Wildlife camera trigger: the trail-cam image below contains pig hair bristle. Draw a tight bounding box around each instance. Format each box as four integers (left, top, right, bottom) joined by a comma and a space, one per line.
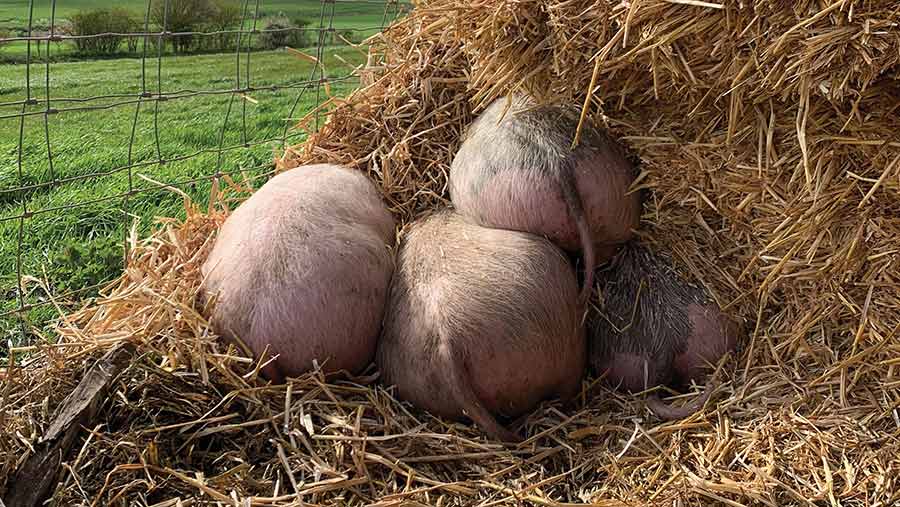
588, 241, 711, 385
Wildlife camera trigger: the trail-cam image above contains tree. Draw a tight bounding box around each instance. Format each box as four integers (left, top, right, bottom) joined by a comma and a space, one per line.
290, 17, 312, 48
259, 15, 312, 50
70, 8, 135, 54
151, 0, 212, 53
205, 0, 241, 51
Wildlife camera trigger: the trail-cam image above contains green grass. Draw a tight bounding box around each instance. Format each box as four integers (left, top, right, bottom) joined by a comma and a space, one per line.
0, 0, 399, 25
0, 0, 408, 60
0, 45, 367, 342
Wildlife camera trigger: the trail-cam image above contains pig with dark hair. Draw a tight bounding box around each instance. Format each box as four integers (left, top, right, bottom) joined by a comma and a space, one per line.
587, 242, 742, 419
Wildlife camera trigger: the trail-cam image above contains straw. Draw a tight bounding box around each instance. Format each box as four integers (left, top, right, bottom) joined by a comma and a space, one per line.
3, 1, 899, 505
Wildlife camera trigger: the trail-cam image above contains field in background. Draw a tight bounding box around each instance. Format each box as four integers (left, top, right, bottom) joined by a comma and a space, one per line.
0, 42, 368, 340
0, 0, 392, 24
0, 0, 401, 60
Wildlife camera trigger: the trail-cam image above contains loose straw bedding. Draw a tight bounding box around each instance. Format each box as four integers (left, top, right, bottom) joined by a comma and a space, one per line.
3, 1, 899, 505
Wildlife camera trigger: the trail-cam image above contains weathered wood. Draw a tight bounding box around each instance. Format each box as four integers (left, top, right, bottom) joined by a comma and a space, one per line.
3, 344, 134, 507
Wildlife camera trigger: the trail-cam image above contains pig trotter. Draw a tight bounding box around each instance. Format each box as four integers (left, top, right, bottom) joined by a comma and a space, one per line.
645, 383, 714, 421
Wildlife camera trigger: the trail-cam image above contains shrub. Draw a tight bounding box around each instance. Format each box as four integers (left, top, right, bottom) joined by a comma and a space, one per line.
125, 33, 140, 53
69, 8, 135, 54
290, 17, 312, 48
122, 17, 141, 53
0, 29, 11, 52
151, 0, 212, 53
205, 0, 241, 51
258, 15, 291, 50
258, 15, 311, 50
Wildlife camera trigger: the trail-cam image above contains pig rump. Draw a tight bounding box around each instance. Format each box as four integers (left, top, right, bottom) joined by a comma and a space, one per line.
449, 94, 640, 301
587, 242, 741, 419
376, 211, 585, 442
199, 164, 396, 383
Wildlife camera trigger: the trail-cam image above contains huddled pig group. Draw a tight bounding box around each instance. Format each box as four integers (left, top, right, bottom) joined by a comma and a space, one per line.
199, 94, 743, 442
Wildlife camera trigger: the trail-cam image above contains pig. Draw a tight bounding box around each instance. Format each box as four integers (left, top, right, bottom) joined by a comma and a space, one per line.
199, 164, 396, 383
376, 210, 585, 442
587, 242, 741, 420
449, 94, 641, 302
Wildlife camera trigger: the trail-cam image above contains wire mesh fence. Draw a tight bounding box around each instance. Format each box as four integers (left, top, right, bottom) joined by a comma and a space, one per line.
0, 0, 410, 346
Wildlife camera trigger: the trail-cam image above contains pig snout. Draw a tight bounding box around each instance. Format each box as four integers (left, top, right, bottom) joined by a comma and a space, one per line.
376, 210, 585, 442
199, 164, 396, 382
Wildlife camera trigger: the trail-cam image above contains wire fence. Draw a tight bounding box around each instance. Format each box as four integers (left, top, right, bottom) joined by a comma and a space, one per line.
0, 0, 410, 344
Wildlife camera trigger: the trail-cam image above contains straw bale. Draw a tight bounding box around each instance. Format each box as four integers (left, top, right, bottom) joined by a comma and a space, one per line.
3, 1, 900, 505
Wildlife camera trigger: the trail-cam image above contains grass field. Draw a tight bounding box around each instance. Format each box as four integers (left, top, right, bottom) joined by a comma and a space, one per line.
0, 0, 407, 60
0, 0, 399, 27
0, 43, 368, 341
